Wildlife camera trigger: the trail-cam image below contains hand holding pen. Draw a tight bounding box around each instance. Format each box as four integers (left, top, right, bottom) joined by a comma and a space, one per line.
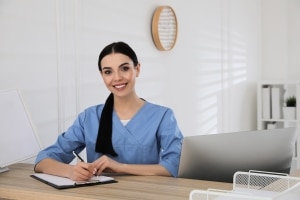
72, 151, 97, 181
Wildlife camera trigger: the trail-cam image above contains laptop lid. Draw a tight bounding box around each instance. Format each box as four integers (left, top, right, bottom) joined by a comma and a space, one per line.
178, 127, 297, 183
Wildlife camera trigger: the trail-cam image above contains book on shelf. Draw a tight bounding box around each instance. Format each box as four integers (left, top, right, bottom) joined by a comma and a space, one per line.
262, 86, 271, 119
271, 86, 284, 119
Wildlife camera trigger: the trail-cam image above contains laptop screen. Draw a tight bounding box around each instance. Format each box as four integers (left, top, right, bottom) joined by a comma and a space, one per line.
178, 127, 296, 183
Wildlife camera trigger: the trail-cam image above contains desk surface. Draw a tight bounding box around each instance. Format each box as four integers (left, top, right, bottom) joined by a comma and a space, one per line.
0, 163, 232, 200
2, 164, 300, 200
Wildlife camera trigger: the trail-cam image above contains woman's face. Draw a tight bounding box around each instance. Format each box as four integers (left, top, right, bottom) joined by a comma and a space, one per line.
100, 53, 140, 98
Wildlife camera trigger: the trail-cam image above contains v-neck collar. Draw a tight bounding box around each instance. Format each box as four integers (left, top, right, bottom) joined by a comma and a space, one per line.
113, 101, 149, 126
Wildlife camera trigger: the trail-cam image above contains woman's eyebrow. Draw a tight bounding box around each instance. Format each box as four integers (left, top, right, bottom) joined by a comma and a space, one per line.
119, 62, 130, 67
102, 62, 130, 70
102, 66, 111, 70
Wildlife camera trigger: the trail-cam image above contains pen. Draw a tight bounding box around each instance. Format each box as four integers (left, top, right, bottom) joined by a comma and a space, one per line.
73, 151, 84, 162
73, 151, 98, 175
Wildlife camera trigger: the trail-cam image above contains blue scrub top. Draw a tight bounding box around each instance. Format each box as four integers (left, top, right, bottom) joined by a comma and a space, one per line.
35, 101, 183, 177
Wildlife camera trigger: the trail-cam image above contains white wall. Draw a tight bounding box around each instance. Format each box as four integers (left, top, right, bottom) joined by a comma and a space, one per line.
1, 0, 263, 150
261, 0, 300, 80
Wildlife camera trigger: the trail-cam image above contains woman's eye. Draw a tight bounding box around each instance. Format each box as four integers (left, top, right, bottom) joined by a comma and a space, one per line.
103, 70, 111, 75
121, 66, 130, 71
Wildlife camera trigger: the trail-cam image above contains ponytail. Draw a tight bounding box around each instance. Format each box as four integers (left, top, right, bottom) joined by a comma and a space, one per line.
95, 93, 118, 157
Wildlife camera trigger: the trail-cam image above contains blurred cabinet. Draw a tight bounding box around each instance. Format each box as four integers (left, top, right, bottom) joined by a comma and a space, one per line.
257, 80, 300, 170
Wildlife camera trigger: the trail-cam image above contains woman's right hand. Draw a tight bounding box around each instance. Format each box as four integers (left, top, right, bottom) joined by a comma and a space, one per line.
70, 161, 97, 181
35, 158, 98, 181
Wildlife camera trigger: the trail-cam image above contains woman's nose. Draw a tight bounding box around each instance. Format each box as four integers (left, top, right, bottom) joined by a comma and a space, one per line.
114, 72, 122, 81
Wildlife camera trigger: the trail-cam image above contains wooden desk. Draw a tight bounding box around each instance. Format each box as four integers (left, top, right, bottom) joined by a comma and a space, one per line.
0, 163, 232, 200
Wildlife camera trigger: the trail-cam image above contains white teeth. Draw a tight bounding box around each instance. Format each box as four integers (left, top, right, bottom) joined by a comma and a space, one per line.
115, 84, 125, 89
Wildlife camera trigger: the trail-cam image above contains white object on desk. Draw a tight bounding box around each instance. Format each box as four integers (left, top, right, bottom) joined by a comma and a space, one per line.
0, 89, 41, 173
189, 171, 300, 200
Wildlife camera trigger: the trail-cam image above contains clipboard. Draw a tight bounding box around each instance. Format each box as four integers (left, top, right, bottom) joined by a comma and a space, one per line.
31, 173, 117, 189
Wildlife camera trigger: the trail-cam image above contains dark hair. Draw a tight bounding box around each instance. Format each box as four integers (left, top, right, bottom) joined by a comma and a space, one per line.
98, 41, 139, 72
95, 42, 139, 156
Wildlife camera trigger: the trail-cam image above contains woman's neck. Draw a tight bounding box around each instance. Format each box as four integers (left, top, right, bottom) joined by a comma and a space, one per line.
113, 93, 145, 120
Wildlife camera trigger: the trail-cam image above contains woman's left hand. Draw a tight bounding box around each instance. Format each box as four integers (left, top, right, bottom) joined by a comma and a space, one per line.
92, 155, 121, 175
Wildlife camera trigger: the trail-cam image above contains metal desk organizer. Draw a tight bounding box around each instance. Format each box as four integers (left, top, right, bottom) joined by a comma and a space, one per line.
189, 170, 300, 200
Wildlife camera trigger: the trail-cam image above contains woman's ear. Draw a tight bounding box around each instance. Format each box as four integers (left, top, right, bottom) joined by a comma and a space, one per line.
136, 63, 141, 77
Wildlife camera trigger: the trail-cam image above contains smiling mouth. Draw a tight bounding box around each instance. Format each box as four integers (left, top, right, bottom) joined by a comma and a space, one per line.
114, 83, 127, 89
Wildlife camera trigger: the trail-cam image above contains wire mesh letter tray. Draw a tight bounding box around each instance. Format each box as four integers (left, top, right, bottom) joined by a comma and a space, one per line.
189, 171, 300, 200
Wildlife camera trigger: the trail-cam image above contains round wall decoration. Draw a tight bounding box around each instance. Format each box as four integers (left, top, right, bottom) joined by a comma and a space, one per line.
151, 6, 178, 51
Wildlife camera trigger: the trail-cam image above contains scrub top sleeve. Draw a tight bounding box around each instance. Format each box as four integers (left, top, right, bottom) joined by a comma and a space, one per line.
35, 111, 87, 165
157, 108, 183, 177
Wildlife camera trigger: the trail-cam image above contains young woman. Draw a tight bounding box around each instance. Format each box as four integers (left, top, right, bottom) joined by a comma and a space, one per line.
34, 42, 183, 181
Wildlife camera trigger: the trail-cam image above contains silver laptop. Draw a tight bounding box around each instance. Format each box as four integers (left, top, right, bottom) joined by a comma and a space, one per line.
178, 127, 296, 183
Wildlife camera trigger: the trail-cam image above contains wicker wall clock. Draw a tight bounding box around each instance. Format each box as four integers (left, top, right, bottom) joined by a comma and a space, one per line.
151, 6, 178, 51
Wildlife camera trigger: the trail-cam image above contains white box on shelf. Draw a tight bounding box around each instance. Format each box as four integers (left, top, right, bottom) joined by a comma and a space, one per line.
262, 86, 271, 119
267, 122, 277, 129
271, 86, 284, 120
